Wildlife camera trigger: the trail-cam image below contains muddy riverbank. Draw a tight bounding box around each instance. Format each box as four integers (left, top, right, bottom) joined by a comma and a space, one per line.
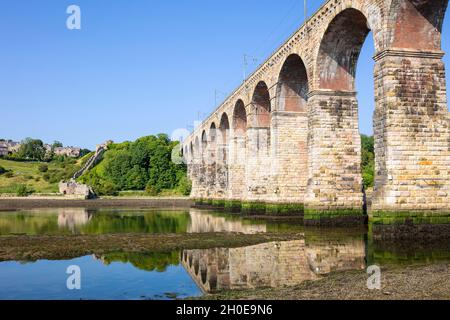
0, 198, 193, 210
203, 263, 450, 300
0, 232, 303, 262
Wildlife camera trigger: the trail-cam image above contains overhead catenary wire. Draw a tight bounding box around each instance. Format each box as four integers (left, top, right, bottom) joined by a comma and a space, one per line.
193, 0, 313, 133
211, 0, 304, 114
251, 0, 301, 60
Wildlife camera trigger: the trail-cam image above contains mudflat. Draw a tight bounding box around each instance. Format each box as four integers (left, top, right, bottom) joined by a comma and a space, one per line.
203, 263, 450, 300
0, 232, 303, 262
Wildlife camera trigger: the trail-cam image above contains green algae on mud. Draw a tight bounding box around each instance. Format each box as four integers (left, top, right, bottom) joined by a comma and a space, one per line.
0, 232, 304, 262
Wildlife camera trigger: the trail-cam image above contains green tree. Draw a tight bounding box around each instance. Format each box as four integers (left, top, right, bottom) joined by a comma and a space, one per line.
17, 138, 46, 161
52, 141, 63, 149
361, 135, 375, 188
79, 149, 91, 158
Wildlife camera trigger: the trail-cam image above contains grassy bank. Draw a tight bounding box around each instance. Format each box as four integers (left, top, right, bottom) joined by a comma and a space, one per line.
0, 159, 75, 194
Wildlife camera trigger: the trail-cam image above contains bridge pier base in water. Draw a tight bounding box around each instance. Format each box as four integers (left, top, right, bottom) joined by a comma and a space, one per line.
371, 50, 450, 222
303, 90, 364, 221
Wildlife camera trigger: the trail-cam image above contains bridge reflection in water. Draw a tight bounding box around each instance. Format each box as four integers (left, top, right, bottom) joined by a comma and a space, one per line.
181, 239, 365, 293
187, 209, 266, 234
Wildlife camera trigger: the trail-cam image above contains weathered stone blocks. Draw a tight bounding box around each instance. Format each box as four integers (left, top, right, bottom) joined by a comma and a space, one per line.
184, 0, 450, 223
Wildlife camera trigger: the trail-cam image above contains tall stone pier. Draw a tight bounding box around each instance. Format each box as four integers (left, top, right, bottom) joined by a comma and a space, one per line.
184, 0, 450, 223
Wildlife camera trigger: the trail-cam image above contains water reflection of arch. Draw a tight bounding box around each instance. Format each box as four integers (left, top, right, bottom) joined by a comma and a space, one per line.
182, 238, 366, 293
187, 209, 266, 234
57, 208, 92, 231
182, 249, 221, 293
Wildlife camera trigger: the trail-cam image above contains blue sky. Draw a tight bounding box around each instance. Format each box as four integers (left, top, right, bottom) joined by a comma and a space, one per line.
0, 0, 449, 149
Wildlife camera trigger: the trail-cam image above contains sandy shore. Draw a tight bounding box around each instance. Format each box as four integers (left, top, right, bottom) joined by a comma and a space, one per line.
0, 197, 193, 210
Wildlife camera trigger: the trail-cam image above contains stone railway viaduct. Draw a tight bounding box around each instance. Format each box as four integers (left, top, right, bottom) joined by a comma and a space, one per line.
182, 0, 450, 222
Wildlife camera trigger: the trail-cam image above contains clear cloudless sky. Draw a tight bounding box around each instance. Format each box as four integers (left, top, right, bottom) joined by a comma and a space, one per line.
1, 0, 449, 149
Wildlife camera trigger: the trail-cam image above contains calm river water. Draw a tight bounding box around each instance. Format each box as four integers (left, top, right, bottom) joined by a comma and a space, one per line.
0, 208, 449, 300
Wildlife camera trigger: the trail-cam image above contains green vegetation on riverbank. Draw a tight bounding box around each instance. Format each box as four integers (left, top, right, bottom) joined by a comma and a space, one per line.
0, 134, 191, 197
0, 157, 87, 195
78, 134, 190, 197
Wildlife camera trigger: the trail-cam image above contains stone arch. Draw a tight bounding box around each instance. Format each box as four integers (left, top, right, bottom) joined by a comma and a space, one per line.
389, 0, 449, 51
218, 113, 230, 163
228, 100, 248, 200
316, 8, 371, 91
194, 258, 199, 276
201, 130, 208, 160
219, 113, 230, 145
207, 123, 217, 162
233, 99, 247, 137
200, 267, 208, 285
251, 81, 271, 127
209, 122, 217, 145
277, 54, 309, 112
194, 136, 200, 161
306, 7, 377, 212
204, 122, 218, 197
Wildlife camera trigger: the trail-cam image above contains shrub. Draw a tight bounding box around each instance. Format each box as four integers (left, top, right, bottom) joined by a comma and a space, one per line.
38, 164, 48, 173
4, 171, 13, 178
0, 166, 6, 175
96, 181, 118, 196
49, 175, 61, 184
145, 183, 161, 196
362, 163, 375, 189
177, 175, 192, 196
16, 184, 34, 197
